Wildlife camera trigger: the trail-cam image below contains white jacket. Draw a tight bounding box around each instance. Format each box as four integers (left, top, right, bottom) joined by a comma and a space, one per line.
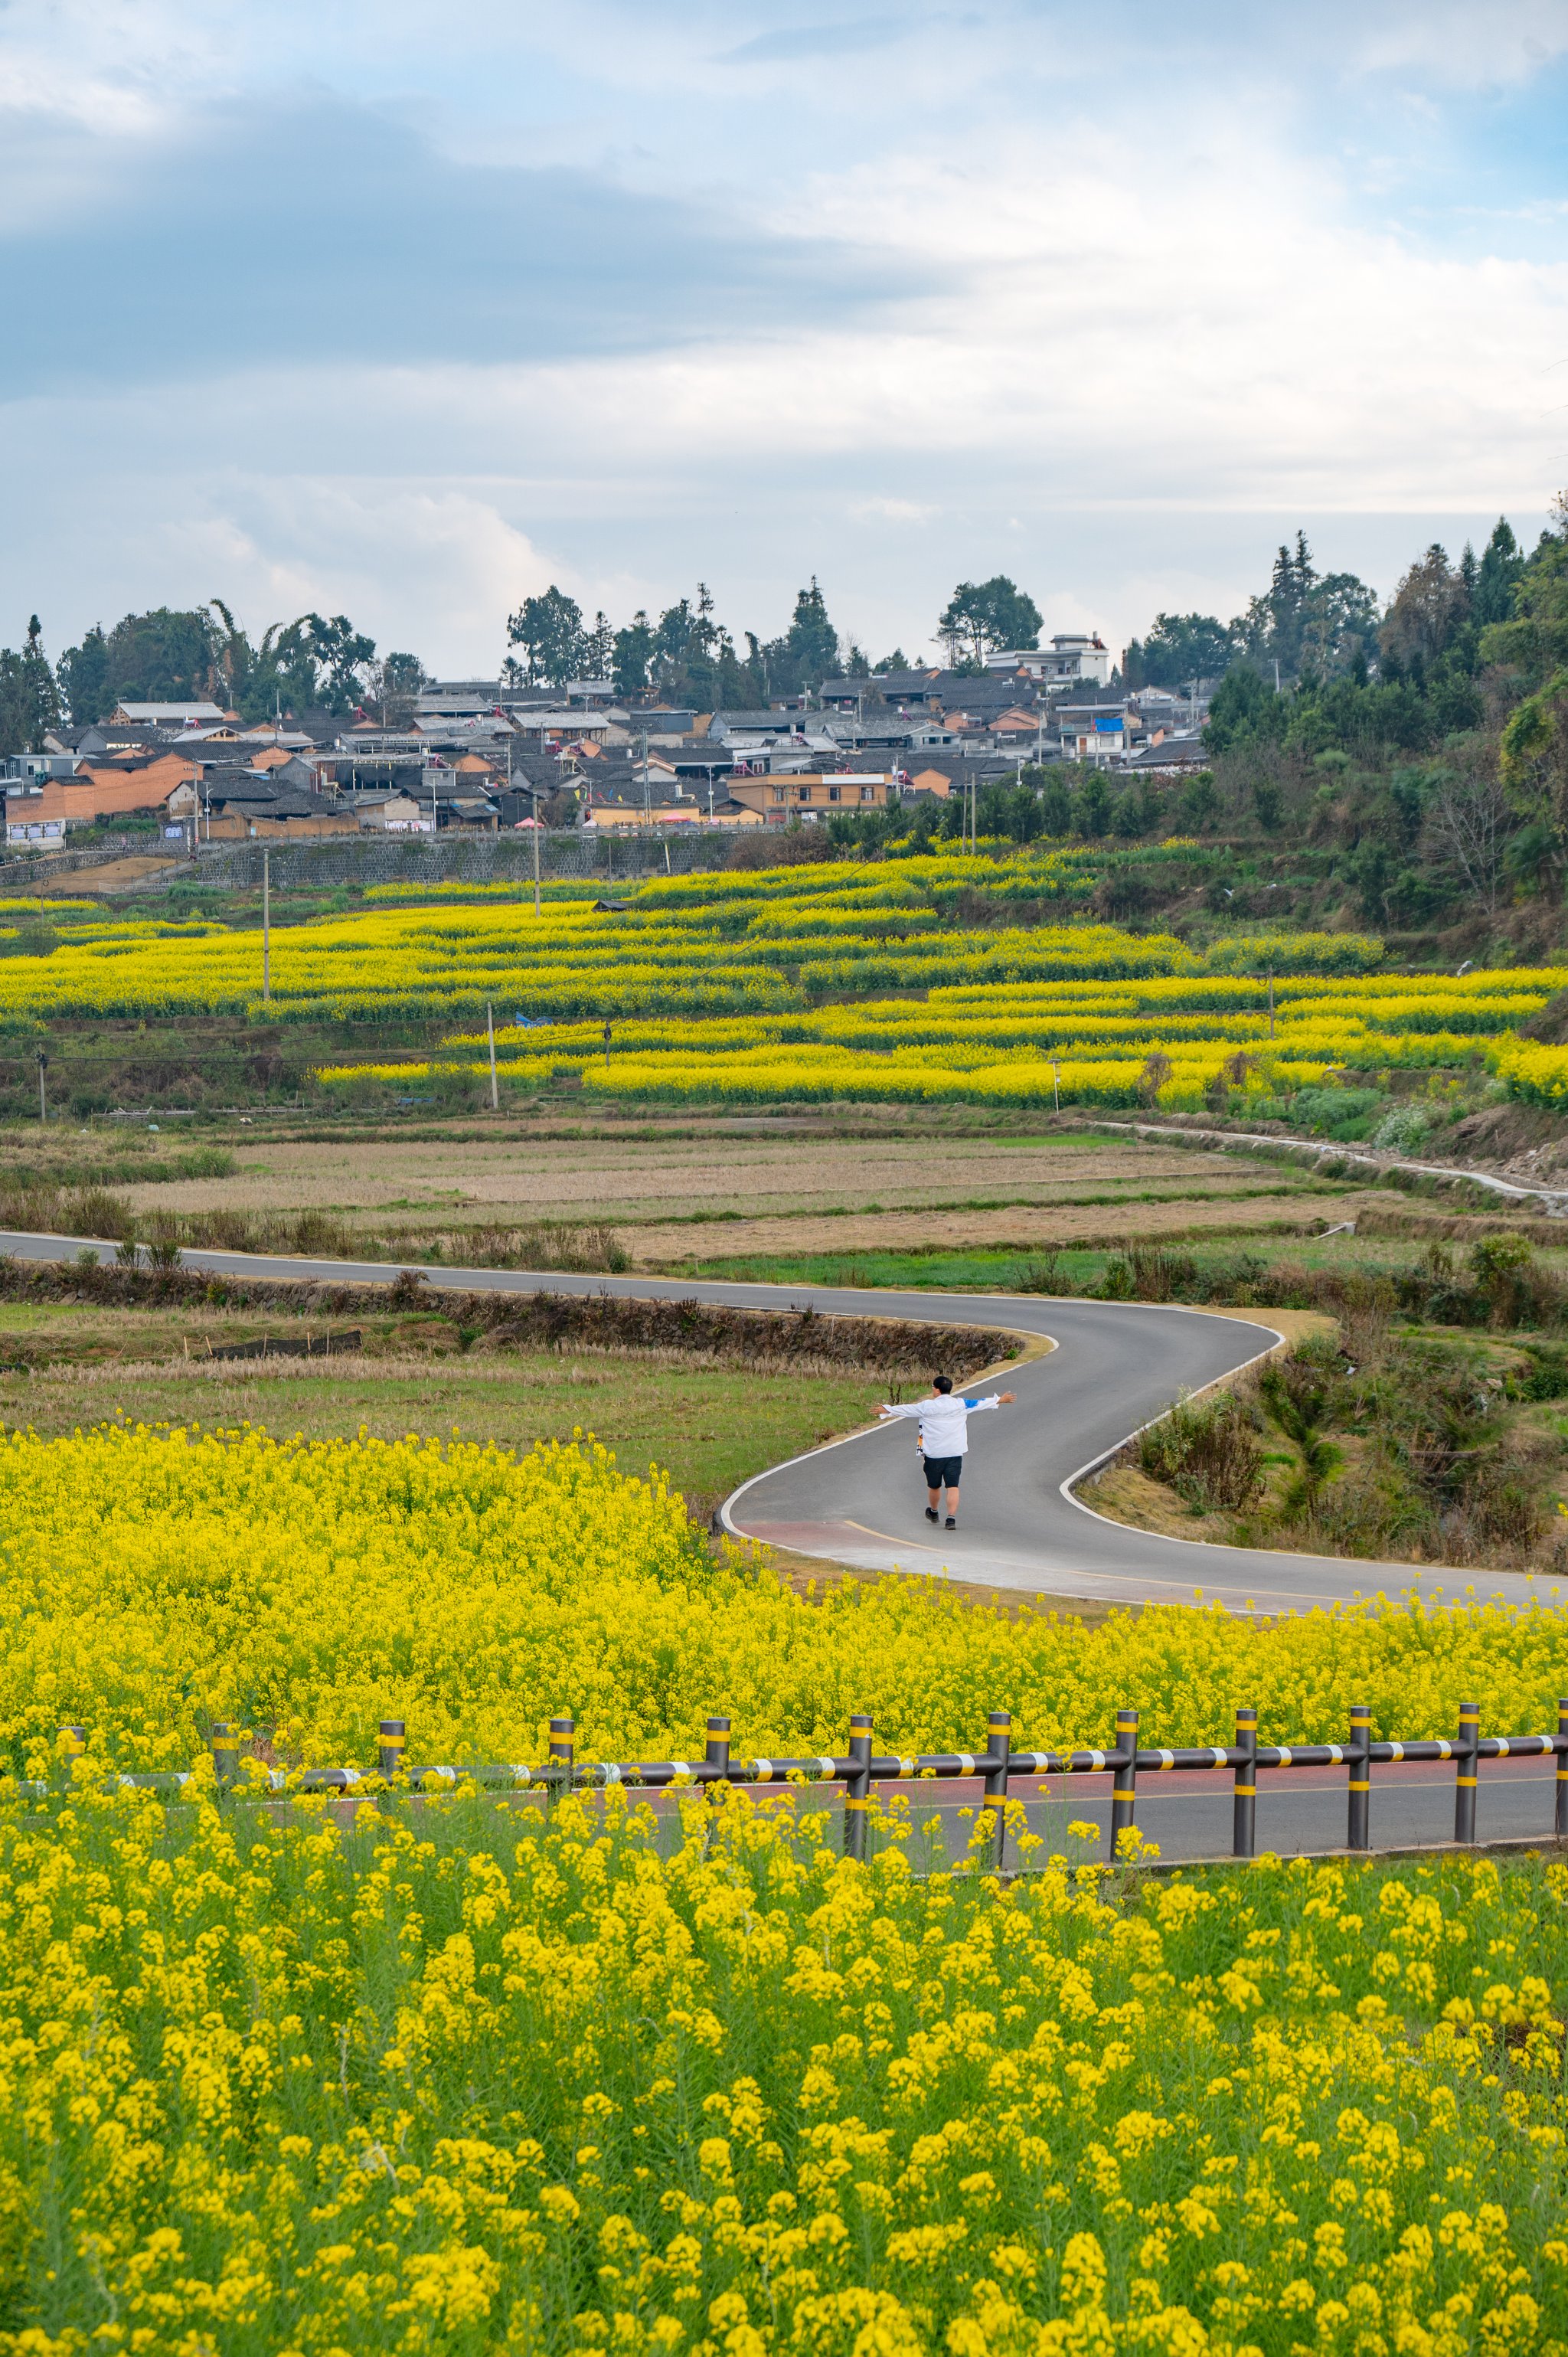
879, 1391, 1002, 1456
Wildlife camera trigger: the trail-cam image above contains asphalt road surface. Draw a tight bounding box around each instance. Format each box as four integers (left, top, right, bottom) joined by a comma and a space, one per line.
2, 1227, 1556, 1619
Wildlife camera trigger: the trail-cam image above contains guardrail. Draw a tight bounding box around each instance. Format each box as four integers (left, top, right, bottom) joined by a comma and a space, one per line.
44, 1698, 1568, 1865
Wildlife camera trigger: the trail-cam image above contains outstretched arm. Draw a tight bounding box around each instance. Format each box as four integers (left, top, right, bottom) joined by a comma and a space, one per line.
961, 1391, 1017, 1411
877, 1401, 924, 1421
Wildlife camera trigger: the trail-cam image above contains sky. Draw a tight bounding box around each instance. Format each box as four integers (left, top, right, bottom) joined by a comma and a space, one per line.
2, 0, 1566, 676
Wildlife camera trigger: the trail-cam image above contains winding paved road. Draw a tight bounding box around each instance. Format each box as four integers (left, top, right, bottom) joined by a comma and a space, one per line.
2, 1228, 1553, 1618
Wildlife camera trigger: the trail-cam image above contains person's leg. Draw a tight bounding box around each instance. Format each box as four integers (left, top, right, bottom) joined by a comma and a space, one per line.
945, 1477, 959, 1527
923, 1456, 942, 1522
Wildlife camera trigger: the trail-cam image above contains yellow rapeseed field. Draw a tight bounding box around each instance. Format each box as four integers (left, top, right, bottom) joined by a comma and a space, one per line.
6, 1424, 1568, 2351
5, 1776, 1568, 2354
7, 1421, 1568, 1781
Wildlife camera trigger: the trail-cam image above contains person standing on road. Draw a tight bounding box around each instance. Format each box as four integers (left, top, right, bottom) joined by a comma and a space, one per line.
877, 1375, 1015, 1529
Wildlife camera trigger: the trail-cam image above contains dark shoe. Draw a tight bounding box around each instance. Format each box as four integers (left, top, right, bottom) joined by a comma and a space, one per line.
945, 1515, 957, 1529
925, 1506, 939, 1523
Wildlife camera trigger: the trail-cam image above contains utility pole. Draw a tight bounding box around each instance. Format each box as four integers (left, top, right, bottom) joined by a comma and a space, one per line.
603, 1021, 612, 1068
1052, 1061, 1060, 1114
532, 805, 541, 916
262, 849, 271, 1002
36, 1048, 47, 1123
1268, 973, 1275, 1039
487, 1001, 499, 1110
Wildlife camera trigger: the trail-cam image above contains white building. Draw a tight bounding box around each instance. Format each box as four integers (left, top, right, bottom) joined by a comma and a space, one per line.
985, 634, 1114, 687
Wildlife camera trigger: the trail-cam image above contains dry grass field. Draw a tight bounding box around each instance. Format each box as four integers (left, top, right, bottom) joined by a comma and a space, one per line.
0, 1299, 887, 1524
87, 1115, 1367, 1268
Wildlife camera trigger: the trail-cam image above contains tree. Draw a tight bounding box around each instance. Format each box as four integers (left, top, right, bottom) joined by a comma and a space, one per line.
1426, 759, 1511, 917
1380, 545, 1469, 670
57, 606, 223, 713
300, 613, 377, 710
21, 617, 59, 747
784, 577, 840, 692
612, 613, 655, 701
57, 625, 111, 725
1111, 788, 1144, 839
1077, 773, 1112, 837
1204, 663, 1280, 754
1230, 532, 1377, 682
873, 647, 911, 674
205, 599, 255, 709
371, 651, 430, 727
1125, 613, 1233, 691
508, 586, 586, 688
234, 611, 376, 721
937, 576, 1043, 668
1480, 495, 1568, 686
1473, 518, 1524, 629
0, 618, 59, 754
583, 611, 614, 681
1300, 570, 1380, 678
651, 585, 756, 708
1038, 774, 1073, 835
1500, 669, 1568, 829
1180, 772, 1220, 831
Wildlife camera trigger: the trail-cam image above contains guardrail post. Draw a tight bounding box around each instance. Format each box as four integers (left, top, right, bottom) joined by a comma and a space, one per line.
548, 1715, 575, 1811
57, 1723, 86, 1781
1233, 1706, 1257, 1858
844, 1713, 873, 1862
982, 1709, 1011, 1870
1347, 1705, 1370, 1851
705, 1715, 731, 1813
1110, 1706, 1138, 1861
1557, 1699, 1568, 1842
378, 1719, 406, 1780
1455, 1701, 1478, 1845
211, 1722, 240, 1785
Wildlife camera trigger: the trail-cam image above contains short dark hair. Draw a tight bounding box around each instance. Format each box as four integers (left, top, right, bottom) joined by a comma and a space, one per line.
932, 1374, 953, 1394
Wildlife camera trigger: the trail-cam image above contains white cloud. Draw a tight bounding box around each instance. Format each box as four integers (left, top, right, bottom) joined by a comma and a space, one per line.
848, 497, 936, 524
1350, 0, 1568, 87
3, 1, 1565, 666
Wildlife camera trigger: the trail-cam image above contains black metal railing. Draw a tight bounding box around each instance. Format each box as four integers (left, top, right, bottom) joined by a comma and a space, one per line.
42, 1697, 1568, 1866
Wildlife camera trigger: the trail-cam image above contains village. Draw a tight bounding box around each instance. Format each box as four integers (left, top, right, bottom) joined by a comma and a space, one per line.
0, 632, 1210, 846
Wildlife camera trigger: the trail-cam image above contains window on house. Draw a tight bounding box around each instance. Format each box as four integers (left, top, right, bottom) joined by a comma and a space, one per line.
828, 786, 840, 802
798, 786, 810, 801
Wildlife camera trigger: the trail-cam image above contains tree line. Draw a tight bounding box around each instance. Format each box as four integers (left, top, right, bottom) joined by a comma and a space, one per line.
0, 570, 1052, 753
503, 571, 1045, 701
0, 601, 433, 748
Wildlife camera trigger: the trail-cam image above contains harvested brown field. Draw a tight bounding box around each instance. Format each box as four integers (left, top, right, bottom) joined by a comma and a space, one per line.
42, 855, 185, 893
635, 1188, 1387, 1268
93, 1123, 1361, 1271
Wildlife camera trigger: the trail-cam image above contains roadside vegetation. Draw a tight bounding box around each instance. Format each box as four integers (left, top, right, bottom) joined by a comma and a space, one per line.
1091, 1242, 1568, 1576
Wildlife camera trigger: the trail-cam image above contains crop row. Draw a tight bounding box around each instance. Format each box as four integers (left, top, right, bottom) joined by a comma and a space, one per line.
315, 967, 1567, 1110
0, 854, 1391, 1025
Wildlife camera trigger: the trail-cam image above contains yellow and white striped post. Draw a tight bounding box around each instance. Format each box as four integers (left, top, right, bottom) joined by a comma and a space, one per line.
1233, 1706, 1258, 1858
1455, 1702, 1479, 1845
844, 1713, 873, 1862
1347, 1704, 1371, 1851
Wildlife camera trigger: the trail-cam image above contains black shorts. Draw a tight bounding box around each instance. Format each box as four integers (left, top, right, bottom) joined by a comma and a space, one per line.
923, 1454, 964, 1489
